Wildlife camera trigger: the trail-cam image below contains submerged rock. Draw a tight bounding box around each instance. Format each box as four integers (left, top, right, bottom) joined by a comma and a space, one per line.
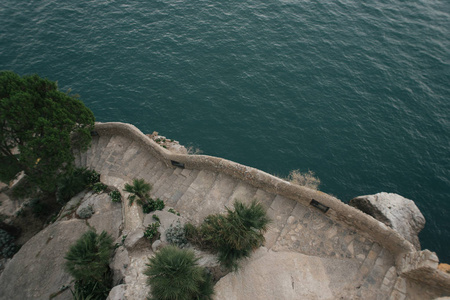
349, 192, 425, 250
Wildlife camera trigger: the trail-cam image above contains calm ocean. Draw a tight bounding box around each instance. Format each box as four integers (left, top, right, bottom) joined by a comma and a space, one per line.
1, 0, 449, 261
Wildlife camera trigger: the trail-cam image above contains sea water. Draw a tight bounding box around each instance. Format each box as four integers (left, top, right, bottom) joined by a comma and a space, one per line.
1, 0, 449, 261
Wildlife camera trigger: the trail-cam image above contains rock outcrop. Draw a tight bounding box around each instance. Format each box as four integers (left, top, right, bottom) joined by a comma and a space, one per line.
349, 192, 425, 250
0, 190, 123, 300
214, 247, 360, 300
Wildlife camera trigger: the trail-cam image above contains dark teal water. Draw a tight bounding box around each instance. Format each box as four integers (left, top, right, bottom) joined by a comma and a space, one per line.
1, 0, 449, 261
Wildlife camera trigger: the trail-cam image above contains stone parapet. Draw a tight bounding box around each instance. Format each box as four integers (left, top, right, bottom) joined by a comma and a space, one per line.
93, 122, 416, 258
398, 250, 450, 294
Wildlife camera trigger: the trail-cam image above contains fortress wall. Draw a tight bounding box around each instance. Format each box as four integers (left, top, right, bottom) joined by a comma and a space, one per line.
94, 122, 415, 257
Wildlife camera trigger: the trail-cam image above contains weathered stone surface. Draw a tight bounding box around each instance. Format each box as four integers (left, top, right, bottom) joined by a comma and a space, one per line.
0, 219, 89, 300
214, 249, 359, 300
144, 210, 183, 242
106, 284, 127, 300
124, 227, 145, 249
110, 247, 131, 285
349, 192, 425, 249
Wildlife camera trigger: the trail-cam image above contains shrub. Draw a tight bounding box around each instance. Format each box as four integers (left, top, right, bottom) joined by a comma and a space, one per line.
142, 198, 165, 214
287, 169, 320, 190
168, 208, 180, 216
152, 214, 160, 222
144, 246, 214, 300
108, 190, 121, 203
56, 168, 100, 203
123, 178, 152, 206
144, 222, 160, 242
0, 229, 18, 258
78, 205, 94, 219
166, 220, 188, 249
200, 200, 270, 270
91, 182, 107, 194
64, 230, 114, 300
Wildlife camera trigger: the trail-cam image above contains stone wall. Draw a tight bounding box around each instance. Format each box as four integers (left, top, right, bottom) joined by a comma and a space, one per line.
398, 250, 450, 294
94, 122, 417, 257
94, 122, 450, 294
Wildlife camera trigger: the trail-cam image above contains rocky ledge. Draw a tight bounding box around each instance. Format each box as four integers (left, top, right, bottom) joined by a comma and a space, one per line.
349, 192, 426, 250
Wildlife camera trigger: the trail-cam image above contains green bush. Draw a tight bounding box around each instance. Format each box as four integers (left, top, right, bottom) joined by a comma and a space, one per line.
64, 230, 114, 300
123, 178, 152, 206
166, 220, 188, 249
168, 208, 180, 216
0, 229, 18, 258
78, 205, 94, 219
108, 190, 121, 203
199, 200, 270, 270
56, 168, 100, 203
144, 222, 160, 242
91, 182, 107, 194
142, 198, 165, 214
144, 246, 214, 300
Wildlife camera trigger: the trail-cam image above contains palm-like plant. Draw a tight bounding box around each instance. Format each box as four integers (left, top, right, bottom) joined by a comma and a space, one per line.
144, 245, 214, 300
200, 199, 270, 270
123, 178, 152, 206
64, 230, 114, 300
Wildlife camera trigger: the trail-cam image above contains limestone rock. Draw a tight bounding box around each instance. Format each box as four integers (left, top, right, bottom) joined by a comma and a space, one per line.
143, 210, 183, 243
107, 284, 127, 300
349, 192, 425, 249
214, 249, 359, 300
124, 227, 145, 249
0, 219, 89, 300
110, 247, 131, 285
0, 191, 124, 300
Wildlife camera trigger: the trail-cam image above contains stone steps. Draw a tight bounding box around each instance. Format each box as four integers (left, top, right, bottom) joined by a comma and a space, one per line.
73, 132, 397, 298
174, 170, 218, 224
157, 169, 201, 208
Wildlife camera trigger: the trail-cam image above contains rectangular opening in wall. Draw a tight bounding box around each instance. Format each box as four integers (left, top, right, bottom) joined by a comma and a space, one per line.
171, 160, 185, 169
310, 199, 329, 213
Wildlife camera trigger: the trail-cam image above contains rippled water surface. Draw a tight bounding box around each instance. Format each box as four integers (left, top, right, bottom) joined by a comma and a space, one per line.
1, 0, 449, 261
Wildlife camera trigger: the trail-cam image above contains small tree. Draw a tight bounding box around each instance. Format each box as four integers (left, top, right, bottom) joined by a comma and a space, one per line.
0, 71, 95, 192
64, 230, 114, 299
144, 245, 214, 300
123, 178, 152, 206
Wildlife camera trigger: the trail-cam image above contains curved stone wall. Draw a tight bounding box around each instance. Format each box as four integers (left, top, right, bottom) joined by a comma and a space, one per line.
94, 122, 415, 257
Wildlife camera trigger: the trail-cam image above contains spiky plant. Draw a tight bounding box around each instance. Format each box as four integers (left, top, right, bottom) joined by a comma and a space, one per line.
123, 178, 152, 206
200, 200, 270, 270
144, 246, 214, 300
64, 230, 114, 300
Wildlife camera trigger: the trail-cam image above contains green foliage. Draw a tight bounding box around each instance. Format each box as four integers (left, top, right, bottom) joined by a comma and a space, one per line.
64, 230, 113, 300
0, 71, 95, 192
86, 170, 100, 186
123, 178, 151, 206
144, 222, 160, 242
152, 214, 160, 222
0, 229, 18, 258
168, 208, 180, 216
78, 205, 94, 219
91, 182, 107, 194
144, 246, 214, 300
195, 200, 270, 270
142, 198, 165, 214
108, 190, 121, 203
56, 168, 99, 204
0, 155, 21, 183
166, 220, 188, 249
28, 198, 48, 217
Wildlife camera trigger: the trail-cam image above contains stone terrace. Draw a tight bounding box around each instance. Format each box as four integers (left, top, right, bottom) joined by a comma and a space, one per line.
74, 130, 441, 300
